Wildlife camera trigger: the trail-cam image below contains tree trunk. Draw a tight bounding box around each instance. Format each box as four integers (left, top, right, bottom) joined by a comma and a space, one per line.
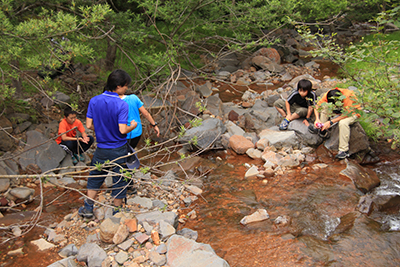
105, 39, 117, 72
10, 60, 23, 97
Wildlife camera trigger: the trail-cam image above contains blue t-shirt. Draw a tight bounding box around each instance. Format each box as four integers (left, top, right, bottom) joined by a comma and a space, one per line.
121, 94, 143, 139
87, 91, 129, 149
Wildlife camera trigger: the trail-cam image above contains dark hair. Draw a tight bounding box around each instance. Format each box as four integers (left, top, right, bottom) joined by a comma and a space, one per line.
64, 106, 77, 117
104, 69, 132, 92
327, 89, 341, 104
297, 79, 312, 92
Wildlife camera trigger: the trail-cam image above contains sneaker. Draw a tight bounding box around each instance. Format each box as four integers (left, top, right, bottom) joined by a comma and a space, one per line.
318, 129, 331, 139
78, 206, 93, 218
71, 155, 78, 164
308, 124, 318, 134
279, 119, 290, 131
336, 150, 350, 159
75, 153, 85, 162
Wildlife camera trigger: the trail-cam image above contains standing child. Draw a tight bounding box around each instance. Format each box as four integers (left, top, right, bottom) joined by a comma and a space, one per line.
56, 107, 94, 164
119, 93, 160, 149
78, 69, 137, 218
274, 79, 316, 130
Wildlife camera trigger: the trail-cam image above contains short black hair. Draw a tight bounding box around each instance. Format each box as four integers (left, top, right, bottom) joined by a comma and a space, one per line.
327, 89, 341, 104
297, 79, 312, 92
104, 69, 132, 92
64, 106, 77, 117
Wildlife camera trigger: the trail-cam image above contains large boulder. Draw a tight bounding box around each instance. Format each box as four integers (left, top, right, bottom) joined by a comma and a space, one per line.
324, 122, 370, 156
179, 117, 226, 150
340, 160, 380, 193
17, 130, 66, 173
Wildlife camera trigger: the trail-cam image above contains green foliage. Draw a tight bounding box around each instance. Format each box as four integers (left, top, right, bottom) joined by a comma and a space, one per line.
296, 6, 400, 148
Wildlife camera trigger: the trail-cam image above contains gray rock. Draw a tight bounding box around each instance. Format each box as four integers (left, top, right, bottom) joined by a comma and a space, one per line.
225, 121, 245, 137
135, 210, 178, 228
288, 120, 323, 147
205, 94, 224, 118
259, 129, 299, 149
156, 243, 168, 254
179, 117, 226, 150
18, 130, 66, 173
149, 250, 167, 266
153, 199, 168, 210
76, 243, 107, 267
58, 244, 78, 258
31, 238, 56, 251
8, 187, 35, 201
166, 235, 229, 267
115, 251, 129, 265
129, 196, 153, 209
159, 220, 176, 238
47, 256, 78, 267
196, 81, 213, 98
0, 177, 10, 193
118, 238, 134, 251
177, 228, 198, 241
142, 95, 172, 110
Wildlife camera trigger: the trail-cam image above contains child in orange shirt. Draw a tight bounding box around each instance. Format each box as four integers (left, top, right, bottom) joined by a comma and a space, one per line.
56, 107, 94, 164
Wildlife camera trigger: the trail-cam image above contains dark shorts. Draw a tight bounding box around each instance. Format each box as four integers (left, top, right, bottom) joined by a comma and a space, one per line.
87, 144, 128, 199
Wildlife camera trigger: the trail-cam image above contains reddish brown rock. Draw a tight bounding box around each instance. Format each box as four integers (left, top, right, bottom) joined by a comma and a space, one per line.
229, 135, 254, 154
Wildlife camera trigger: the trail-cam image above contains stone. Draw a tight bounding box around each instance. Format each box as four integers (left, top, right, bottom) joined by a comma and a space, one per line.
240, 209, 270, 225
246, 148, 262, 159
31, 238, 56, 251
58, 244, 78, 258
113, 224, 129, 244
151, 230, 161, 245
244, 166, 259, 178
133, 232, 150, 244
130, 196, 153, 209
115, 250, 129, 265
159, 220, 176, 238
166, 235, 229, 267
124, 218, 138, 232
76, 242, 107, 267
149, 251, 167, 266
178, 117, 226, 150
99, 217, 120, 243
340, 161, 380, 193
135, 210, 178, 228
229, 135, 254, 154
177, 228, 198, 241
47, 256, 78, 267
7, 187, 35, 201
185, 185, 203, 195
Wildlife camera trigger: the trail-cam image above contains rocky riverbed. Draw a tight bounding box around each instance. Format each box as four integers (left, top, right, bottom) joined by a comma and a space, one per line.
0, 41, 399, 266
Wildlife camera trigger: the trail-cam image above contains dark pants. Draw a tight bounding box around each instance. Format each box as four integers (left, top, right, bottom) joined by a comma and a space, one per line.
88, 143, 129, 199
60, 135, 94, 154
127, 135, 141, 149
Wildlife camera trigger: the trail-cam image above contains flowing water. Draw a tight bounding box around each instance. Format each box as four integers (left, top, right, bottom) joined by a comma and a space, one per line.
183, 148, 400, 267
